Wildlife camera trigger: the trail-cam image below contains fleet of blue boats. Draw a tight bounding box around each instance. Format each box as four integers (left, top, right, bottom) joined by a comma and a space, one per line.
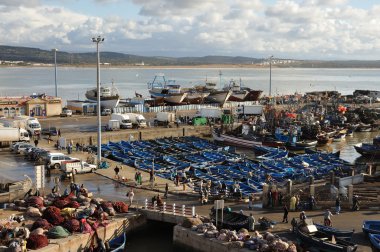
102, 136, 352, 196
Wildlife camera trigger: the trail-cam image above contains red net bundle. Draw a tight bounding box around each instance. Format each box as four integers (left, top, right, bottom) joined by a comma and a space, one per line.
63, 219, 80, 233
68, 201, 80, 208
112, 202, 129, 213
27, 234, 49, 249
26, 196, 44, 208
42, 206, 64, 225
31, 218, 53, 231
53, 198, 70, 209
101, 201, 113, 209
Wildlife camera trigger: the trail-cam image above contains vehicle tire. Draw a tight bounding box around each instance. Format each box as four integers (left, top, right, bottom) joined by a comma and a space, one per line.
54, 163, 60, 169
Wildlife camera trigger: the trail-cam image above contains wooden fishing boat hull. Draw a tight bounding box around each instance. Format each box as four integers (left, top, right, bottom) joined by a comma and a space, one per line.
363, 220, 380, 236
244, 90, 263, 101
296, 140, 318, 148
206, 90, 232, 104
210, 210, 249, 230
0, 176, 32, 204
369, 233, 380, 251
296, 225, 357, 252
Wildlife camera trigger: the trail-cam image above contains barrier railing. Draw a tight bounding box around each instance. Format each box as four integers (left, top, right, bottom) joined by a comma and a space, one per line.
143, 199, 195, 217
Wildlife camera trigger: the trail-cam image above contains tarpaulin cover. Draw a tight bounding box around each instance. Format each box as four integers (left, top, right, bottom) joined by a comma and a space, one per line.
47, 226, 70, 239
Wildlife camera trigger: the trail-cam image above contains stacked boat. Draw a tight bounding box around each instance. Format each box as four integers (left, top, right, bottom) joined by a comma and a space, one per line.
103, 136, 352, 197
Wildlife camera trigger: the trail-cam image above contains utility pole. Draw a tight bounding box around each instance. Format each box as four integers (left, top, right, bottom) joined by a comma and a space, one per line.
52, 49, 58, 97
92, 36, 104, 167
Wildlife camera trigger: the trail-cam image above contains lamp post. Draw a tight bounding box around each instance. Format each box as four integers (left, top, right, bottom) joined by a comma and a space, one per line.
269, 55, 273, 98
52, 49, 58, 97
92, 36, 104, 167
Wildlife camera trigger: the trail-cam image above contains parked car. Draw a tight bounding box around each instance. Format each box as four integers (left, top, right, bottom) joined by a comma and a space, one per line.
46, 153, 79, 169
15, 143, 33, 154
60, 109, 73, 117
101, 108, 112, 116
61, 161, 97, 174
41, 127, 57, 136
10, 142, 24, 152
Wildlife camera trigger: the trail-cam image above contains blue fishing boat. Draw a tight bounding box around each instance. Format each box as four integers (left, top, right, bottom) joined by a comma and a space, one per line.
314, 224, 354, 240
369, 233, 380, 251
107, 232, 126, 252
363, 220, 380, 236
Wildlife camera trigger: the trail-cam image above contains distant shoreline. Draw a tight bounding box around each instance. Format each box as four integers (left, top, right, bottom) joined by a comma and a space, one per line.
2, 64, 380, 69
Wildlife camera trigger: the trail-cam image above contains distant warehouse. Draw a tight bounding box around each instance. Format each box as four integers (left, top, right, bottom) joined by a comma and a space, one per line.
0, 93, 62, 118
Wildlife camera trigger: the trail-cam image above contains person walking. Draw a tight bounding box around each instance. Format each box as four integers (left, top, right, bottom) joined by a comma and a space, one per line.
114, 166, 120, 180
324, 209, 333, 226
248, 213, 255, 231
290, 195, 296, 211
352, 195, 360, 211
299, 211, 307, 222
248, 193, 254, 210
164, 183, 169, 199
335, 197, 341, 215
282, 204, 289, 223
127, 189, 134, 206
58, 129, 61, 137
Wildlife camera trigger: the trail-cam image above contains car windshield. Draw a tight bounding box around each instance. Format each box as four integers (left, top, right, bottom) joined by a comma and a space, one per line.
29, 123, 40, 128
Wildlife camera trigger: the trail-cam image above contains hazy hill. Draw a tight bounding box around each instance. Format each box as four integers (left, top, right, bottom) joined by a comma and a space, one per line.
1, 45, 380, 67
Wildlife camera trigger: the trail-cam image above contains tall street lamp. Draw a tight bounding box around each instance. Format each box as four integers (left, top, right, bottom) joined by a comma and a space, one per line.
52, 49, 58, 97
92, 36, 104, 167
269, 55, 273, 98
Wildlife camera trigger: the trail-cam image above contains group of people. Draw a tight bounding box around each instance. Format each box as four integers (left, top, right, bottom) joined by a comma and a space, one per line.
267, 188, 283, 208
134, 170, 143, 185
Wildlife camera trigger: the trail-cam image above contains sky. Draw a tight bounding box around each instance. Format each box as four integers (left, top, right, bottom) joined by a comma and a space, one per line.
0, 0, 379, 60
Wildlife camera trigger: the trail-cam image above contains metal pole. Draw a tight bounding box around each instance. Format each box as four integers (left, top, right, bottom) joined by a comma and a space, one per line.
269, 56, 272, 97
52, 49, 58, 97
92, 36, 104, 167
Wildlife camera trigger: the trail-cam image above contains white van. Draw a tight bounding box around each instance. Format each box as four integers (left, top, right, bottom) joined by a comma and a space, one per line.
110, 113, 132, 129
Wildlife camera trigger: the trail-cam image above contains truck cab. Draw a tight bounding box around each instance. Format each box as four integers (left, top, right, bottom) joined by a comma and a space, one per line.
26, 118, 41, 136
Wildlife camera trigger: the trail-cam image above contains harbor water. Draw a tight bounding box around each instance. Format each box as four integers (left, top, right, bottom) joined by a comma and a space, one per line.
0, 67, 379, 102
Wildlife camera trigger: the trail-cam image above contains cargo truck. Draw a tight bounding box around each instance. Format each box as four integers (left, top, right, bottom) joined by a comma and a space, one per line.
0, 127, 30, 143
236, 105, 263, 116
0, 116, 41, 136
199, 108, 222, 118
106, 120, 120, 131
110, 113, 132, 129
154, 112, 176, 126
124, 113, 147, 128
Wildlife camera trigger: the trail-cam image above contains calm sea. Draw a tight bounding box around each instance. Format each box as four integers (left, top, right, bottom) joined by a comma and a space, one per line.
0, 67, 379, 103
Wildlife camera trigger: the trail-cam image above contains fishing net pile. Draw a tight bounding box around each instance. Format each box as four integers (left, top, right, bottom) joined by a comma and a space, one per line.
27, 234, 49, 250
0, 184, 130, 251
186, 221, 298, 252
